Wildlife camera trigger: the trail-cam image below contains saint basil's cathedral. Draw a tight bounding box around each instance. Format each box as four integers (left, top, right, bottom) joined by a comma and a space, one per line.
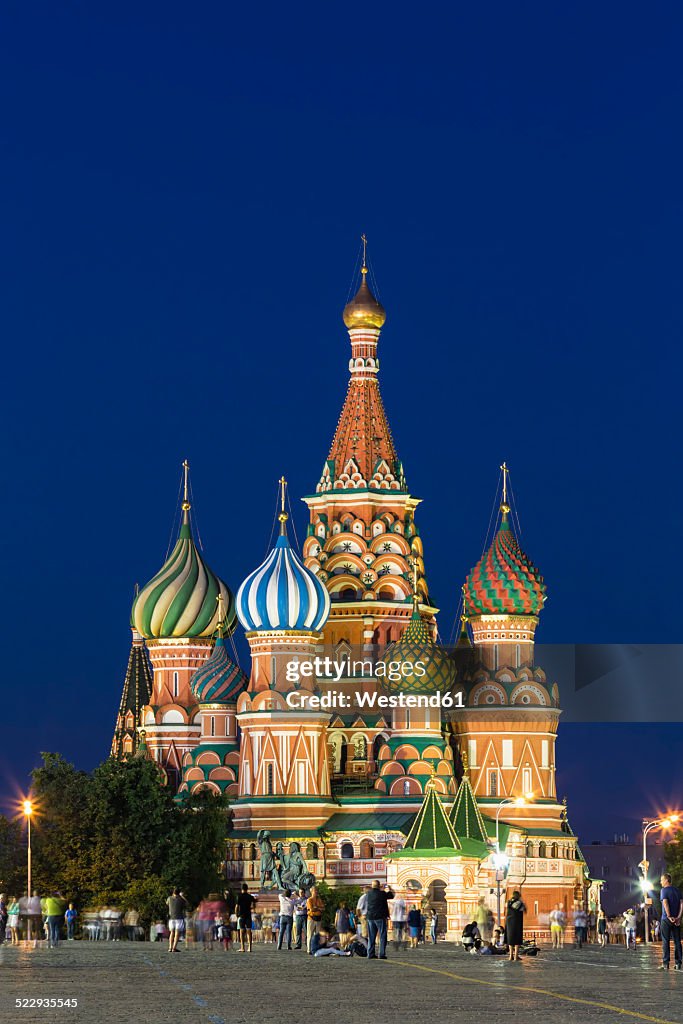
112, 248, 591, 936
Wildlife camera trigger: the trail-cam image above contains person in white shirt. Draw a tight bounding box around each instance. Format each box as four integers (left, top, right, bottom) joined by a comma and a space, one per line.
623, 909, 637, 950
549, 904, 566, 948
390, 895, 407, 950
356, 888, 369, 938
277, 889, 295, 951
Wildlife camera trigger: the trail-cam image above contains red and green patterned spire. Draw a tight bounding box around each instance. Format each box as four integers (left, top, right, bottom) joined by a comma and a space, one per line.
464, 465, 546, 617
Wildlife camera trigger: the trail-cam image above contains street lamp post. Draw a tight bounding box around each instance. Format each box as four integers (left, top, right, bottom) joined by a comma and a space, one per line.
641, 815, 680, 946
492, 796, 529, 928
23, 800, 33, 942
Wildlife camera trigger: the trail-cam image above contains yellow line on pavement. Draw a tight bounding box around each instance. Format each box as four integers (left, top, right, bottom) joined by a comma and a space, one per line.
388, 959, 680, 1024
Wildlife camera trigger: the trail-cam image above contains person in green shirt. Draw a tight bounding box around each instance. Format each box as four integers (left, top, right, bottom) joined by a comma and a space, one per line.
45, 892, 67, 948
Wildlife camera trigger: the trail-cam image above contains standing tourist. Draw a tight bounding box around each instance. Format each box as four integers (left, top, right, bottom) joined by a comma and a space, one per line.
573, 904, 588, 949
66, 903, 78, 941
306, 885, 325, 955
407, 904, 421, 948
622, 908, 637, 951
0, 895, 7, 945
549, 904, 566, 948
27, 890, 42, 945
430, 908, 438, 944
505, 890, 526, 962
277, 889, 294, 950
235, 883, 257, 953
335, 901, 352, 950
166, 888, 188, 953
45, 892, 66, 949
365, 880, 395, 960
658, 873, 682, 971
7, 897, 20, 944
597, 909, 607, 947
293, 888, 308, 950
390, 891, 407, 951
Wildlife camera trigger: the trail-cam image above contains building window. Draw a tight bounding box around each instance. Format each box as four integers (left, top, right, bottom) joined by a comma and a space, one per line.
340, 842, 354, 859
502, 739, 513, 767
488, 770, 498, 797
541, 740, 549, 768
493, 644, 499, 670
266, 763, 274, 795
468, 740, 477, 767
550, 843, 558, 858
403, 779, 411, 796
210, 716, 215, 737
360, 839, 374, 859
515, 644, 521, 668
539, 841, 547, 858
243, 763, 250, 795
306, 842, 319, 860
522, 767, 532, 794
173, 671, 179, 698
526, 841, 534, 858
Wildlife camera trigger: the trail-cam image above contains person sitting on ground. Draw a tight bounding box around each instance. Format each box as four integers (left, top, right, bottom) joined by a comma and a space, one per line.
492, 927, 509, 954
461, 921, 481, 952
313, 928, 352, 957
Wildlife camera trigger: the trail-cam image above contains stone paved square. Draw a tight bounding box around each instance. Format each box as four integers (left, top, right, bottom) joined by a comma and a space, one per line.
1, 941, 681, 1024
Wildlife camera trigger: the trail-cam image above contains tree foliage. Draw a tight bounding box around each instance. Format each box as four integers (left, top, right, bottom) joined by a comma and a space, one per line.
664, 829, 683, 887
0, 815, 26, 896
18, 752, 231, 925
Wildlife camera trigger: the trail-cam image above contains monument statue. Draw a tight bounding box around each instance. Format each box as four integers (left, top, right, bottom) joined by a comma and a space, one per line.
257, 829, 282, 890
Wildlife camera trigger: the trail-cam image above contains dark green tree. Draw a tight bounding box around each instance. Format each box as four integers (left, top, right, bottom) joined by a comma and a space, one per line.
162, 788, 230, 905
0, 815, 26, 896
664, 829, 683, 887
31, 753, 91, 899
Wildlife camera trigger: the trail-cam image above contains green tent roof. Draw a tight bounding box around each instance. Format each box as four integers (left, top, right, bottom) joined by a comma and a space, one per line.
402, 786, 461, 853
449, 774, 490, 846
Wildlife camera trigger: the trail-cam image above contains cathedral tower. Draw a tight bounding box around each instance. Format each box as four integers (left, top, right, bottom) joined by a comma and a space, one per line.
133, 462, 237, 789
453, 465, 565, 834
303, 240, 436, 653
232, 480, 336, 832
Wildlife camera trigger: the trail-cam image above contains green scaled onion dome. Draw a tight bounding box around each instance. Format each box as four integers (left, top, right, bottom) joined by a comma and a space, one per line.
379, 598, 455, 695
132, 498, 236, 640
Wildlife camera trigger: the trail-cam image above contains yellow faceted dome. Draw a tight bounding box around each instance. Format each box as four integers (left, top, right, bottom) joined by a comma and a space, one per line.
342, 270, 387, 330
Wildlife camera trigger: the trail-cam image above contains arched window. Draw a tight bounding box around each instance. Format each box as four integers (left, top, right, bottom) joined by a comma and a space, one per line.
340, 842, 354, 859
249, 843, 257, 862
403, 779, 411, 796
550, 843, 558, 859
306, 842, 319, 860
236, 843, 244, 861
359, 839, 374, 860
539, 841, 547, 858
526, 841, 534, 858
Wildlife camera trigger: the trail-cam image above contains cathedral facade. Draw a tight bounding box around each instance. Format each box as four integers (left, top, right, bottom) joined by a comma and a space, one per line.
113, 251, 588, 937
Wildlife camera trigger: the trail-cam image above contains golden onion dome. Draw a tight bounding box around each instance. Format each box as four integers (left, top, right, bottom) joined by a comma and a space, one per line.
342, 269, 387, 330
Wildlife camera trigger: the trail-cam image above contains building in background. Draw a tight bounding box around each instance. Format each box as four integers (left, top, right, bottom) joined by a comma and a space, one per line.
115, 247, 588, 935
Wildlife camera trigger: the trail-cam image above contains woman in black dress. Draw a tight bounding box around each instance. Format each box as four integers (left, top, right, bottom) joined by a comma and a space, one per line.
505, 890, 526, 961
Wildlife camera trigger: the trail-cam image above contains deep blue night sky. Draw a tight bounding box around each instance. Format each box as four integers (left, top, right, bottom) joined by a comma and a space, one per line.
2, 2, 681, 840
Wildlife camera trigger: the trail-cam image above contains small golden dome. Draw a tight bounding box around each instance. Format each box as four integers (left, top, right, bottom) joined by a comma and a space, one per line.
342, 270, 387, 330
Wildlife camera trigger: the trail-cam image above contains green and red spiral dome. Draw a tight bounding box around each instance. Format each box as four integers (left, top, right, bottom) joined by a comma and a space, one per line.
464, 516, 546, 617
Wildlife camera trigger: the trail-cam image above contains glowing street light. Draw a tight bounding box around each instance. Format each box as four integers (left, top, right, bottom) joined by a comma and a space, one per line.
22, 799, 34, 927
641, 813, 681, 945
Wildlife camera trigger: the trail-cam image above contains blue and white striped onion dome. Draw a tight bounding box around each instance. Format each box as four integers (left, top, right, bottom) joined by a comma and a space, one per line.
190, 636, 247, 704
132, 517, 237, 639
236, 533, 331, 632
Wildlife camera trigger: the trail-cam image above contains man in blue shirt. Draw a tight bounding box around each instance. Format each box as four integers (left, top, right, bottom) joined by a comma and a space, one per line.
659, 873, 682, 971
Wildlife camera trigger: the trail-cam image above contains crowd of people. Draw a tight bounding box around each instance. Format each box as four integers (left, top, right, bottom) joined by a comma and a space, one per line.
2, 873, 680, 969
